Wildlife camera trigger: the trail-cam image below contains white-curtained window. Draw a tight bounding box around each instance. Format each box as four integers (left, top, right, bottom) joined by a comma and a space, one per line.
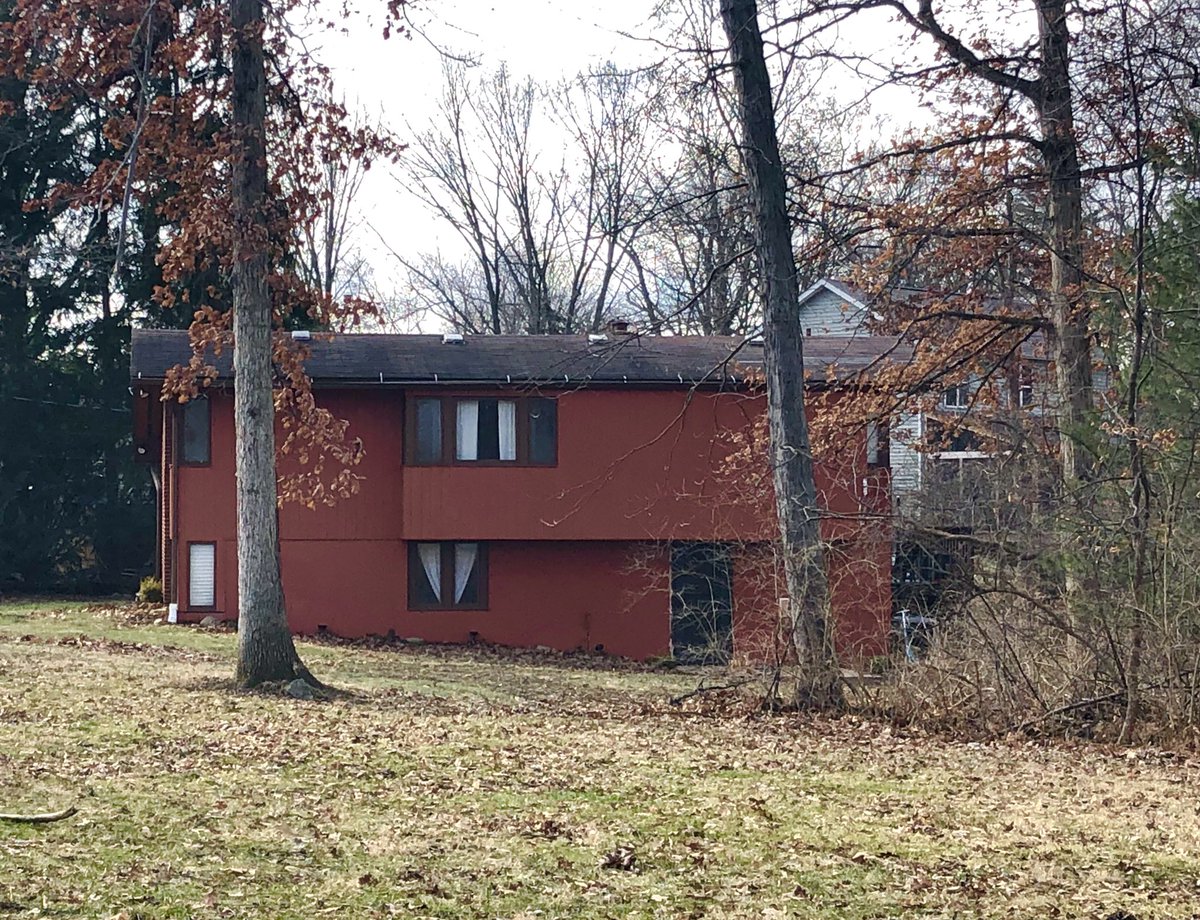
417, 542, 442, 602
410, 542, 487, 608
455, 400, 479, 461
409, 396, 557, 466
453, 543, 478, 603
455, 399, 517, 461
497, 402, 517, 461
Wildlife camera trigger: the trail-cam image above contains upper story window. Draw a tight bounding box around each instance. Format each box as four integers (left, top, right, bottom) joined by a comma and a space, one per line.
408, 396, 557, 466
941, 383, 970, 411
866, 420, 889, 467
1017, 367, 1035, 408
180, 397, 210, 465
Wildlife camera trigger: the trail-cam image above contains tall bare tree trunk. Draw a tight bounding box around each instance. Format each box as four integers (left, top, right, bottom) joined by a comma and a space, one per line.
230, 0, 311, 687
720, 0, 839, 708
1034, 0, 1099, 680
909, 0, 1097, 680
1037, 0, 1093, 488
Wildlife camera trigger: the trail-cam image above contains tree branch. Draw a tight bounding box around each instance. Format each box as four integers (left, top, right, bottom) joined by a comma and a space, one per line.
0, 805, 77, 824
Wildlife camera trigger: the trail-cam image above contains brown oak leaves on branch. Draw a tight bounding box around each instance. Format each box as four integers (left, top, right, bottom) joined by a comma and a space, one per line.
1, 0, 408, 508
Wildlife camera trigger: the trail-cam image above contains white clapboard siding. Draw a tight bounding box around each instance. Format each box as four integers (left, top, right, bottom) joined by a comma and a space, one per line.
189, 543, 216, 608
796, 284, 868, 336
890, 412, 923, 493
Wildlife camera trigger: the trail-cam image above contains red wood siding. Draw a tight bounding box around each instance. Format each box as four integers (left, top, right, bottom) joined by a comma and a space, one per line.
163, 383, 893, 661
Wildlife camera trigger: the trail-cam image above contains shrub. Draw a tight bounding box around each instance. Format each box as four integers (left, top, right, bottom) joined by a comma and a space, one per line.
137, 575, 163, 604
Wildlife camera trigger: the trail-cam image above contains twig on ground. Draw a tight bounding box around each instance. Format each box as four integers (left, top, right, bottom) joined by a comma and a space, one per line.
0, 805, 77, 824
670, 677, 754, 706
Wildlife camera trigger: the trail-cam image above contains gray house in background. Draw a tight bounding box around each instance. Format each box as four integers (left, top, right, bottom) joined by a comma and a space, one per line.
796, 279, 931, 497
798, 278, 1091, 530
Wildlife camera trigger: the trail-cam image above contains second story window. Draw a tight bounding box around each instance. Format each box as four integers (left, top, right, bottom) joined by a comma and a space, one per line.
1017, 367, 1035, 408
180, 397, 210, 465
457, 399, 517, 461
409, 396, 557, 466
941, 383, 970, 411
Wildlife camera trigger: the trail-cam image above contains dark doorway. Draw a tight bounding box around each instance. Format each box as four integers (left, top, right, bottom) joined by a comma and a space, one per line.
670, 542, 733, 664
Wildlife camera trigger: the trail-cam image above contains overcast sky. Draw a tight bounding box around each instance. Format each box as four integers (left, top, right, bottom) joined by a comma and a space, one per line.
302, 0, 939, 329
301, 1, 665, 327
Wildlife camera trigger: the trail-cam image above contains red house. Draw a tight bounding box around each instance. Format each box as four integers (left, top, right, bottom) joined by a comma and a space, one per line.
131, 330, 896, 663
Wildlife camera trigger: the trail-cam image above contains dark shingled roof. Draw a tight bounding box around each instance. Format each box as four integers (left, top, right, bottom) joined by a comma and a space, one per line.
131, 329, 906, 387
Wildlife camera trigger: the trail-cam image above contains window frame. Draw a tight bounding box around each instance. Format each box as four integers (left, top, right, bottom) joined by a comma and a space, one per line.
407, 541, 490, 611
405, 395, 558, 468
1016, 367, 1035, 409
865, 419, 889, 468
187, 541, 217, 611
178, 396, 211, 467
940, 383, 970, 411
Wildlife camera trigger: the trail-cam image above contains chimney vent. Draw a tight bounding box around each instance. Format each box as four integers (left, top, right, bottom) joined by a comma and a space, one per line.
605, 318, 635, 336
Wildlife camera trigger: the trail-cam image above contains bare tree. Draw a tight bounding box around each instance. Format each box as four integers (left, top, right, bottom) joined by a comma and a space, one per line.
294, 145, 374, 304
721, 0, 839, 708
395, 62, 661, 334
230, 0, 311, 687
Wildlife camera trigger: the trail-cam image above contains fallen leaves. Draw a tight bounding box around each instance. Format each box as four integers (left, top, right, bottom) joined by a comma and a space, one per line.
2, 601, 1200, 919
600, 845, 637, 872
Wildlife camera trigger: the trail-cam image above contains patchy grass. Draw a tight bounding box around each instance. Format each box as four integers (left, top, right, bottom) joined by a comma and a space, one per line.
2, 600, 1199, 919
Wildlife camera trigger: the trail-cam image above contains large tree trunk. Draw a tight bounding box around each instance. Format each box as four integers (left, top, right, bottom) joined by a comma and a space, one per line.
1037, 0, 1092, 488
230, 0, 310, 687
1035, 0, 1099, 682
719, 0, 840, 708
911, 0, 1097, 681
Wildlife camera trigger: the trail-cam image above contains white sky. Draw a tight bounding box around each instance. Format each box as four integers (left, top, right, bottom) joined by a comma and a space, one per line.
304, 0, 667, 320
301, 0, 979, 327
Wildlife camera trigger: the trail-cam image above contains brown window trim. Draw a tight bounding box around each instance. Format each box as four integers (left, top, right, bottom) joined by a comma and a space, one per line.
405, 395, 557, 468
186, 541, 217, 611
178, 397, 212, 467
407, 541, 489, 610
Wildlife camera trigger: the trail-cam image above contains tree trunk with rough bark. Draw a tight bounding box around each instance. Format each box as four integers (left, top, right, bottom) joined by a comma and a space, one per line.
230, 0, 311, 688
1036, 0, 1093, 489
720, 0, 840, 708
907, 0, 1097, 678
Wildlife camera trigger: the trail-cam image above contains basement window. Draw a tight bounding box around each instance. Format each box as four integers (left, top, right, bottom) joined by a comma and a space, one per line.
188, 542, 216, 609
180, 397, 210, 465
408, 396, 557, 466
409, 542, 488, 610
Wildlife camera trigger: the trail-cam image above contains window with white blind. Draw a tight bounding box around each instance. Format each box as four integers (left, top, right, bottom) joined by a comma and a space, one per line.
188, 542, 216, 608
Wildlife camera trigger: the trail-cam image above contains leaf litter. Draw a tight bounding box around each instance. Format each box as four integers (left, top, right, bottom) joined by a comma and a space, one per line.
1, 601, 1199, 918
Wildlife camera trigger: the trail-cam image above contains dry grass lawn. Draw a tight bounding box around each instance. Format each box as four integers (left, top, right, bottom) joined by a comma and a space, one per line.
2, 599, 1199, 919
